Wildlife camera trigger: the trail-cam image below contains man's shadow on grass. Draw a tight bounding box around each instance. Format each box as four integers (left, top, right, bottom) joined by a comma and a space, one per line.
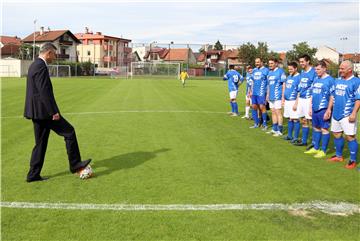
48, 148, 170, 179
91, 148, 170, 177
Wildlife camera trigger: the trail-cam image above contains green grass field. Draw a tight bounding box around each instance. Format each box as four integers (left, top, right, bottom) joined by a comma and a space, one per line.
1, 76, 359, 240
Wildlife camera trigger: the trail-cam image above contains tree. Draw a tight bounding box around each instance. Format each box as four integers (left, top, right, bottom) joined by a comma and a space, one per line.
286, 42, 317, 63
214, 40, 223, 50
237, 42, 257, 66
18, 43, 39, 60
256, 42, 269, 62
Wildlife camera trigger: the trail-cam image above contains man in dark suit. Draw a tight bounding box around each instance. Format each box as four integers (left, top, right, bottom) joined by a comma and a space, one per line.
24, 43, 91, 182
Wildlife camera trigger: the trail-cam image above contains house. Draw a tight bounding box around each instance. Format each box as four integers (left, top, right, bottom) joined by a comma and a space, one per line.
162, 48, 196, 64
315, 46, 341, 64
143, 47, 168, 62
75, 28, 132, 69
197, 49, 240, 70
22, 28, 80, 61
343, 53, 360, 75
0, 35, 22, 58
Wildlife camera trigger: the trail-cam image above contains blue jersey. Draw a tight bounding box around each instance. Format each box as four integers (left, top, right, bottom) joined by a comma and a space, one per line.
246, 72, 253, 95
224, 69, 244, 92
331, 76, 360, 121
299, 67, 316, 99
252, 67, 269, 97
311, 75, 334, 112
284, 73, 301, 101
267, 68, 286, 101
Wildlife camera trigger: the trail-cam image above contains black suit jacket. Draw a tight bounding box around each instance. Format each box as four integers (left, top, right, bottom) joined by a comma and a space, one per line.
24, 58, 59, 120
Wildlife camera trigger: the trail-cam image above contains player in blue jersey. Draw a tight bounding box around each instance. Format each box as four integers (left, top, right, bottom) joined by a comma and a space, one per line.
283, 62, 301, 142
242, 65, 253, 119
250, 58, 269, 129
266, 58, 286, 136
293, 54, 316, 148
324, 60, 360, 169
304, 61, 334, 158
223, 65, 244, 116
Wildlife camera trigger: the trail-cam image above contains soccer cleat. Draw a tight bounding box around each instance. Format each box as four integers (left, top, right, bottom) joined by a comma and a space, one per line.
314, 150, 326, 158
231, 113, 239, 117
293, 140, 307, 146
249, 124, 259, 129
345, 161, 357, 169
283, 136, 293, 141
327, 155, 344, 162
261, 126, 268, 131
273, 131, 283, 137
291, 139, 300, 144
241, 115, 249, 119
304, 148, 319, 154
306, 144, 314, 151
227, 112, 234, 115
266, 130, 276, 134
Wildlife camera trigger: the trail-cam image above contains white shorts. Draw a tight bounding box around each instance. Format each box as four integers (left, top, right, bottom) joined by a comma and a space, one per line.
331, 116, 358, 135
269, 100, 282, 109
298, 98, 312, 119
229, 91, 238, 99
284, 100, 300, 119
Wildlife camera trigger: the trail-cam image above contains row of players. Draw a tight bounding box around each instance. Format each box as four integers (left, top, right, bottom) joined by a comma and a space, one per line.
223, 55, 360, 170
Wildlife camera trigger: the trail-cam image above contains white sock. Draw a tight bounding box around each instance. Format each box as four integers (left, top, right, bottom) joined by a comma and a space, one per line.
245, 106, 250, 117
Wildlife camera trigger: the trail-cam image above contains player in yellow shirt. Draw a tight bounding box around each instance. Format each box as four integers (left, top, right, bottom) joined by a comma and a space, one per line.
180, 70, 189, 88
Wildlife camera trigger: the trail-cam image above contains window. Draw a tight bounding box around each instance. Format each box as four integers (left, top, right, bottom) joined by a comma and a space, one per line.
87, 51, 91, 56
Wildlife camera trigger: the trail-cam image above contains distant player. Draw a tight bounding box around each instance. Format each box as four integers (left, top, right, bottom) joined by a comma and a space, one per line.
283, 62, 301, 142
250, 58, 269, 129
304, 61, 334, 158
242, 65, 253, 119
223, 65, 244, 116
180, 70, 189, 88
324, 60, 360, 169
293, 54, 316, 147
266, 58, 286, 136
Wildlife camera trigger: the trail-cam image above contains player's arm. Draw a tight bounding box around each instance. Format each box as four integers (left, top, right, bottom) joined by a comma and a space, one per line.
324, 96, 334, 120
281, 82, 286, 106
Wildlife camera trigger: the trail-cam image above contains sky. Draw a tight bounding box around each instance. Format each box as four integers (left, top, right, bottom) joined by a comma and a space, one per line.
1, 0, 359, 53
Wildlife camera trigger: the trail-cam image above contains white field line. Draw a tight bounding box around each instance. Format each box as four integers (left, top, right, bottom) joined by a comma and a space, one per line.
1, 110, 227, 119
1, 201, 359, 215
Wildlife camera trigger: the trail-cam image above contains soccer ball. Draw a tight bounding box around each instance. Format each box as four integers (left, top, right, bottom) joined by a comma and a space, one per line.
77, 165, 94, 179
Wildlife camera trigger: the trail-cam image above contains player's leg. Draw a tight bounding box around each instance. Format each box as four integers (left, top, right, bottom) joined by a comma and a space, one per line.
250, 96, 260, 127
314, 109, 331, 158
343, 117, 358, 169
328, 117, 345, 162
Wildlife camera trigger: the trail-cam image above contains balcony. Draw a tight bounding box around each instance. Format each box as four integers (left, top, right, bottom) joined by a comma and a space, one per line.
56, 54, 70, 59
103, 45, 113, 51
103, 56, 116, 62
59, 40, 73, 46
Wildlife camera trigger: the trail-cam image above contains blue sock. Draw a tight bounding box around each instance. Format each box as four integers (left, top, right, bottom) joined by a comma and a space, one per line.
313, 131, 322, 150
262, 113, 267, 127
348, 139, 358, 162
233, 102, 238, 114
302, 127, 309, 144
252, 110, 259, 125
334, 137, 345, 157
278, 125, 283, 133
294, 121, 300, 139
273, 123, 278, 131
287, 120, 294, 138
230, 102, 234, 113
322, 133, 330, 153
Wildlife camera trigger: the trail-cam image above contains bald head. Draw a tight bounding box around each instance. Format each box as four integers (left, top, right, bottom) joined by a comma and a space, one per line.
339, 60, 354, 79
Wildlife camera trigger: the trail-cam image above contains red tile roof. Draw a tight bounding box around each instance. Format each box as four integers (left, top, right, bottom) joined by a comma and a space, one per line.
163, 48, 190, 61
0, 36, 22, 55
343, 53, 360, 62
75, 33, 131, 42
23, 30, 80, 43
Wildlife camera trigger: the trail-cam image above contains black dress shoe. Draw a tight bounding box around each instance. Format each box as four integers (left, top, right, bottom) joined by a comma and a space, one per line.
71, 159, 92, 173
26, 176, 49, 183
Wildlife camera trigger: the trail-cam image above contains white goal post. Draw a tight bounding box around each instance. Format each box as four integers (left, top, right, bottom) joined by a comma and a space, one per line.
130, 62, 181, 79
48, 65, 71, 77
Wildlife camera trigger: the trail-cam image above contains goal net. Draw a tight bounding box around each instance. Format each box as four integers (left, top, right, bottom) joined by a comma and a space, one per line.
48, 65, 71, 77
130, 62, 180, 79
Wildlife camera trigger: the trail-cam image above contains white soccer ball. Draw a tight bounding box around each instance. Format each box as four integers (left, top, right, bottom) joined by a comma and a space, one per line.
78, 165, 94, 179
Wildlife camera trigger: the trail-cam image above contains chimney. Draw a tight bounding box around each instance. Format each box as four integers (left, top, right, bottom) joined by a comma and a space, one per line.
96, 32, 101, 35
40, 26, 44, 35
85, 27, 89, 34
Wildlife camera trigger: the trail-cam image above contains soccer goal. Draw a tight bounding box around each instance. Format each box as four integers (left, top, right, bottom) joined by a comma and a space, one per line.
130, 62, 180, 79
48, 65, 71, 77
